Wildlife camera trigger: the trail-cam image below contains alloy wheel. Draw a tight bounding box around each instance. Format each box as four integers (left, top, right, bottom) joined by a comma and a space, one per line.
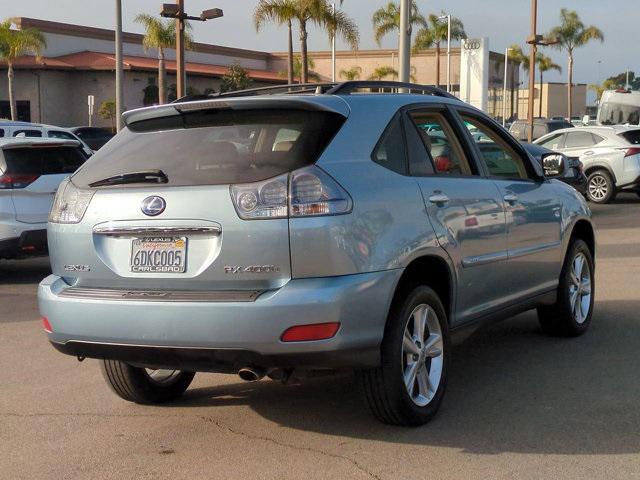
568, 252, 592, 324
402, 304, 444, 407
588, 175, 608, 201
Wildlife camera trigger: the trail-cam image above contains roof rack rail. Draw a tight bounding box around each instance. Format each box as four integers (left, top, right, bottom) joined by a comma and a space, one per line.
173, 80, 457, 103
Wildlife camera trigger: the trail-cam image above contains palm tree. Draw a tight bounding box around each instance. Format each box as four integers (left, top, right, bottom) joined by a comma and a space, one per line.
340, 65, 362, 81
413, 13, 465, 88
536, 54, 562, 117
372, 1, 426, 47
290, 0, 358, 84
254, 0, 297, 85
548, 8, 604, 119
368, 65, 398, 81
134, 14, 192, 104
0, 19, 46, 120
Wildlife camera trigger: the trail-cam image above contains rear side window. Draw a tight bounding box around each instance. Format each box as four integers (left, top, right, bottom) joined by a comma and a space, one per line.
72, 109, 345, 188
48, 130, 77, 140
564, 131, 596, 148
2, 147, 87, 175
13, 129, 43, 138
372, 117, 408, 175
620, 130, 640, 145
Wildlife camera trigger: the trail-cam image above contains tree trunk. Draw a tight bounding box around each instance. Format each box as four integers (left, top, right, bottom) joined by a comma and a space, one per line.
539, 69, 543, 118
287, 20, 294, 85
300, 20, 308, 84
158, 49, 166, 104
567, 53, 573, 120
8, 63, 17, 121
435, 42, 441, 88
510, 65, 517, 121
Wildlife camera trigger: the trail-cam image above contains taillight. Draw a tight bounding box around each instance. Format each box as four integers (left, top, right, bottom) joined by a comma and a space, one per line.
230, 166, 352, 220
465, 216, 479, 227
624, 147, 640, 158
0, 173, 39, 189
281, 322, 340, 342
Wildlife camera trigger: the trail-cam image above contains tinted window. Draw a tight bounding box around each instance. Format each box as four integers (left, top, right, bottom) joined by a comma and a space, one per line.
372, 117, 407, 175
0, 129, 4, 137
72, 109, 345, 188
13, 129, 42, 138
463, 116, 529, 180
409, 112, 473, 176
564, 131, 596, 148
538, 133, 564, 149
548, 121, 573, 132
3, 147, 87, 175
48, 130, 77, 140
619, 130, 640, 145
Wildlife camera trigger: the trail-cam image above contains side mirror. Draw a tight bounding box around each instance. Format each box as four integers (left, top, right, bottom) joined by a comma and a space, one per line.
542, 153, 564, 177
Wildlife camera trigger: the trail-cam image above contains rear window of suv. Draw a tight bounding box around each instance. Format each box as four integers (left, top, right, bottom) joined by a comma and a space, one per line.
2, 146, 87, 175
72, 108, 345, 188
619, 130, 640, 145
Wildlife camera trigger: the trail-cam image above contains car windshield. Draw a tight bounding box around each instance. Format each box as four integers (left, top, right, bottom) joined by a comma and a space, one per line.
72, 108, 345, 188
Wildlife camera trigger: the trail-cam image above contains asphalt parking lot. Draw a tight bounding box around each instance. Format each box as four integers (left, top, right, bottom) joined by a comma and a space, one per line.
2, 195, 640, 480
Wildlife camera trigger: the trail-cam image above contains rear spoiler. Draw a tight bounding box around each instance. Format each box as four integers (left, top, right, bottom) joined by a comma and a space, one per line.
122, 96, 350, 128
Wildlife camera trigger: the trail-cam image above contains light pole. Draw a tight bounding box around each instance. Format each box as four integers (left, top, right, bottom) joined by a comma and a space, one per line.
398, 0, 411, 83
115, 0, 124, 132
437, 14, 452, 92
160, 3, 224, 99
502, 47, 512, 127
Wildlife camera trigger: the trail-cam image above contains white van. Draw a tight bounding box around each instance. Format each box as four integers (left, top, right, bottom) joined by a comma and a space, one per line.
598, 90, 640, 126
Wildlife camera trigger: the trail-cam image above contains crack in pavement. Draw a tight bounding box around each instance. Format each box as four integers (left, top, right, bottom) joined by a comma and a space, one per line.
1, 411, 383, 480
199, 415, 383, 480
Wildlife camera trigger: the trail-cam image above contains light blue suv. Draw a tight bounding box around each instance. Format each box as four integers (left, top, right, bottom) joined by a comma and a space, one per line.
39, 82, 595, 425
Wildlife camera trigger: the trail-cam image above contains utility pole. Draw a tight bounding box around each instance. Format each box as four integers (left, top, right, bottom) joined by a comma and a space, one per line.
175, 0, 186, 98
527, 0, 537, 142
446, 15, 451, 92
115, 0, 124, 132
398, 0, 411, 83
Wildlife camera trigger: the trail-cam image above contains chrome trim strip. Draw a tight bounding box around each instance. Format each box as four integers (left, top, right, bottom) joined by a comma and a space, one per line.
508, 241, 562, 260
92, 226, 221, 237
462, 251, 509, 268
58, 287, 260, 303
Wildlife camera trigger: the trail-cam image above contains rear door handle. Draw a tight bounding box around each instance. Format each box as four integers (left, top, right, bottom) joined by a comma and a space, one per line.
503, 193, 518, 204
583, 151, 594, 156
428, 193, 450, 205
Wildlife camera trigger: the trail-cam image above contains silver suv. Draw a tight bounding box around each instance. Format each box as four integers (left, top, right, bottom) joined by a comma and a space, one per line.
39, 82, 595, 426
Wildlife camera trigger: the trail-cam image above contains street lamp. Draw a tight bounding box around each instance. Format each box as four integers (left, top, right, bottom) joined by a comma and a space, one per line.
437, 14, 451, 92
115, 0, 124, 131
398, 0, 411, 83
502, 47, 512, 127
160, 2, 223, 99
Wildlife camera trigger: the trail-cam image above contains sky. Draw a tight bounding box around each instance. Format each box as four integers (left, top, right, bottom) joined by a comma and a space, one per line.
4, 0, 637, 88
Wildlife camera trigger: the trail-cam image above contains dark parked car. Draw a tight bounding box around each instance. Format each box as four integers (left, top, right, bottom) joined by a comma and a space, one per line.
69, 127, 114, 151
522, 143, 587, 195
509, 119, 573, 141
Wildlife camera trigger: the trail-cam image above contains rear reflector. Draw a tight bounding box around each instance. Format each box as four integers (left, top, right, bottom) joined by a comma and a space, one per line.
281, 322, 340, 342
41, 316, 53, 333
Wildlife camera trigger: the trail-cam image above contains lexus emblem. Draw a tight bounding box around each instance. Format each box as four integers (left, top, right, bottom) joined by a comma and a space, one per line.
141, 196, 166, 216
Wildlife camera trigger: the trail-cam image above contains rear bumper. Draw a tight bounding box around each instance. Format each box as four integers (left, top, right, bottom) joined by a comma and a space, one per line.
0, 229, 47, 258
38, 269, 402, 370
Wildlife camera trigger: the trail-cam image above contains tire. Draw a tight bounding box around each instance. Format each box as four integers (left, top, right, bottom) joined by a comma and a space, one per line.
100, 360, 195, 404
586, 170, 616, 204
359, 286, 449, 426
538, 239, 595, 337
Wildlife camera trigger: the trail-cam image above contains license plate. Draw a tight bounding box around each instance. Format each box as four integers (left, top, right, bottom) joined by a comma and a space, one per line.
130, 237, 187, 273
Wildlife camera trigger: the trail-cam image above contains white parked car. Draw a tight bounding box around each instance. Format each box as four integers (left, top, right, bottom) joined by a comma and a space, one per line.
0, 138, 88, 259
535, 126, 640, 203
0, 121, 93, 155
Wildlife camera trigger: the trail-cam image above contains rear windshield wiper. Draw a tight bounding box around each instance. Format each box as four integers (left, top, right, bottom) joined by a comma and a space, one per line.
89, 170, 168, 187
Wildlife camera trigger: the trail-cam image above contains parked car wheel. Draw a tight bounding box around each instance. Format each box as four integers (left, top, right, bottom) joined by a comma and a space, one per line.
586, 170, 616, 204
538, 239, 594, 337
359, 286, 449, 426
101, 360, 195, 404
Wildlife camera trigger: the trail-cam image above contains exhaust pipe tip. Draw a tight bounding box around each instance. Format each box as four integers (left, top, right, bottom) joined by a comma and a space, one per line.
238, 367, 265, 382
